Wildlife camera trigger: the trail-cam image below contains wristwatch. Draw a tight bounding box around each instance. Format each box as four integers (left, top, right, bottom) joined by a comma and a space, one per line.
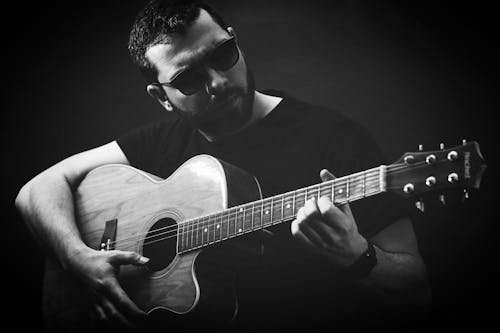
344, 241, 377, 280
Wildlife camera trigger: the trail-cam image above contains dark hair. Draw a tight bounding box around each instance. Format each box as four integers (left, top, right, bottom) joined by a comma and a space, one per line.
128, 0, 228, 82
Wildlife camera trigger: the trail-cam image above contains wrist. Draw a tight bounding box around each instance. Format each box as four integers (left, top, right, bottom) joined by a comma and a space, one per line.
344, 241, 377, 280
60, 242, 93, 271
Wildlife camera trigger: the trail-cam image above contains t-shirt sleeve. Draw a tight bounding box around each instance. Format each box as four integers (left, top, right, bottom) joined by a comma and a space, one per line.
323, 117, 412, 238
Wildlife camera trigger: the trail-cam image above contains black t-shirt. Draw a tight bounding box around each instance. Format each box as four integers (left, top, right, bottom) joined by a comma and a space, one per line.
117, 91, 411, 327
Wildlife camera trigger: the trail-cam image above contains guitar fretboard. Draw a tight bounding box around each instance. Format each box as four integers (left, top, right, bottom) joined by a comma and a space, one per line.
177, 166, 386, 253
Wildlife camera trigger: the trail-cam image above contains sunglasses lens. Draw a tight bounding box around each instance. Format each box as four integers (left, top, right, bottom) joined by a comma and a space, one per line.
169, 38, 239, 95
210, 38, 239, 71
173, 68, 205, 95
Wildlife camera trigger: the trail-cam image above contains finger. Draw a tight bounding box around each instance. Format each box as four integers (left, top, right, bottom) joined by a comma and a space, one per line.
109, 250, 150, 266
317, 196, 349, 229
338, 201, 354, 217
291, 219, 315, 249
320, 169, 336, 182
107, 276, 148, 320
100, 297, 135, 329
95, 304, 106, 321
303, 197, 320, 219
295, 211, 327, 249
306, 216, 337, 246
296, 206, 306, 221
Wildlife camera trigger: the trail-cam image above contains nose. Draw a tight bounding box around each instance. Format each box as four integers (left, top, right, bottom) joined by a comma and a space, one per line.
205, 68, 229, 96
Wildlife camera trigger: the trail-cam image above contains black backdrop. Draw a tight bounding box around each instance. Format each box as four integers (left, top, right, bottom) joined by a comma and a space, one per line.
4, 0, 497, 330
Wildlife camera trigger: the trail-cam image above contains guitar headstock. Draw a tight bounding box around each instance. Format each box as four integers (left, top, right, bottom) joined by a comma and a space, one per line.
386, 141, 487, 209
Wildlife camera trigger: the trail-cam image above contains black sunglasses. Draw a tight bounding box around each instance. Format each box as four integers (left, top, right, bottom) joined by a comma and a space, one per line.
154, 36, 239, 95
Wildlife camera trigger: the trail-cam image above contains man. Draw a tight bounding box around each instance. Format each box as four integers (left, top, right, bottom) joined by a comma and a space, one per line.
15, 0, 430, 330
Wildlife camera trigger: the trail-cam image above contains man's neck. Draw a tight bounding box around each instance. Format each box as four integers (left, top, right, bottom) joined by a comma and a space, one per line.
200, 91, 282, 142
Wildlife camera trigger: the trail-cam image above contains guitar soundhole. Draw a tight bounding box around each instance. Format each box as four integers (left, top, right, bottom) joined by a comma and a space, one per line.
142, 218, 178, 271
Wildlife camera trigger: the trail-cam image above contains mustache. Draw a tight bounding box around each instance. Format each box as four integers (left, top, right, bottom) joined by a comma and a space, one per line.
207, 87, 244, 109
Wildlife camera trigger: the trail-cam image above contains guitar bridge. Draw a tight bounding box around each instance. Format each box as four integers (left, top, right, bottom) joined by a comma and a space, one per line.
99, 219, 117, 251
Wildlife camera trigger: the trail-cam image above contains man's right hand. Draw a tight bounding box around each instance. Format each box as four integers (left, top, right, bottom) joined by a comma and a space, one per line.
67, 247, 150, 328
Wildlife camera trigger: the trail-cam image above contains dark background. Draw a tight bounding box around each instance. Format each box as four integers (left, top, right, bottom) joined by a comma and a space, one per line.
4, 0, 497, 330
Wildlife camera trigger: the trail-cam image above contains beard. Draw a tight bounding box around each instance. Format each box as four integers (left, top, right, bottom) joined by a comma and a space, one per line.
170, 65, 256, 140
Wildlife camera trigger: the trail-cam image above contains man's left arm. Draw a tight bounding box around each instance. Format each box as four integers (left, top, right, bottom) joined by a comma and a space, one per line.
291, 170, 431, 305
361, 216, 431, 304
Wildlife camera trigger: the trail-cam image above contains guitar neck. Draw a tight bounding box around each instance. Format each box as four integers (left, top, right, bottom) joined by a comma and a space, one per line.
177, 165, 386, 253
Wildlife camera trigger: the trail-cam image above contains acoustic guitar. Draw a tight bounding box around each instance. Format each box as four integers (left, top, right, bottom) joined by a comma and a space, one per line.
42, 141, 486, 329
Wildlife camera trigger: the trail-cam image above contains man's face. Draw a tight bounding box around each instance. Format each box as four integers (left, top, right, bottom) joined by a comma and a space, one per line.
145, 9, 254, 138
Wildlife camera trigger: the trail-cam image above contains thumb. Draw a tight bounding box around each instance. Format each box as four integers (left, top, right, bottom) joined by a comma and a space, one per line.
109, 250, 150, 266
320, 169, 336, 182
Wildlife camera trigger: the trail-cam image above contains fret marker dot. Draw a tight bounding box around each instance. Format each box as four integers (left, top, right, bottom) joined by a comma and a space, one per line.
238, 228, 242, 233
286, 204, 291, 208
204, 228, 208, 232
265, 210, 269, 214
338, 189, 343, 194
239, 208, 243, 212
216, 224, 220, 229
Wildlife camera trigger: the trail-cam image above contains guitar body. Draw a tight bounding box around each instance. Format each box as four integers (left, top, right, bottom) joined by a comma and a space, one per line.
42, 155, 263, 330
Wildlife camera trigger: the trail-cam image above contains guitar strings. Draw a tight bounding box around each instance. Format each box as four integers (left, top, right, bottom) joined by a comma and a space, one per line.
110, 178, 383, 250
104, 161, 426, 250
109, 162, 424, 250
107, 169, 385, 248
106, 169, 403, 250
116, 174, 418, 252
107, 163, 421, 250
120, 186, 383, 252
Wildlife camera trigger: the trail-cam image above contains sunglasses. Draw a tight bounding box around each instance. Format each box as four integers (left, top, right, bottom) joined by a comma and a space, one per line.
155, 36, 239, 95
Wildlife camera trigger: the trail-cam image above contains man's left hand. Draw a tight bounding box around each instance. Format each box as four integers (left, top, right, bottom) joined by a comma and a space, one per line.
291, 169, 368, 268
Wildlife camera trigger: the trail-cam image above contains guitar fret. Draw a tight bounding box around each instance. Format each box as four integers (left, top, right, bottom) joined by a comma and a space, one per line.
228, 209, 236, 238
271, 196, 281, 224
187, 220, 192, 250
236, 207, 244, 233
205, 216, 210, 244
363, 171, 366, 197
225, 210, 229, 239
251, 202, 255, 230
262, 198, 272, 226
221, 211, 228, 240
243, 204, 252, 232
283, 193, 294, 219
271, 197, 277, 225
210, 215, 216, 243
280, 196, 284, 220
218, 213, 222, 241
193, 219, 198, 248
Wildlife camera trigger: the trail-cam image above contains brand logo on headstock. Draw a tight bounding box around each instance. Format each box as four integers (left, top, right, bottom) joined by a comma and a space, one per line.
464, 151, 471, 179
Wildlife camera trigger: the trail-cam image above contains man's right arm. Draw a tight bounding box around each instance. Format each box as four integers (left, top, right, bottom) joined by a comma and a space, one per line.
15, 141, 148, 325
15, 141, 128, 266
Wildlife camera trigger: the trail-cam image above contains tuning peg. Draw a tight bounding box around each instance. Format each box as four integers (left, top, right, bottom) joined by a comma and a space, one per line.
462, 139, 467, 146
415, 200, 425, 213
440, 143, 445, 150
462, 189, 470, 202
439, 194, 446, 205
404, 155, 415, 164
418, 144, 424, 151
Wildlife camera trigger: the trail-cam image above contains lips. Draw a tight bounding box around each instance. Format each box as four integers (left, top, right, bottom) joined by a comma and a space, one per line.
209, 93, 238, 111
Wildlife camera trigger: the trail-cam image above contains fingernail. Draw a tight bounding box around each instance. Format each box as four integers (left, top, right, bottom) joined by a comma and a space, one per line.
139, 256, 150, 264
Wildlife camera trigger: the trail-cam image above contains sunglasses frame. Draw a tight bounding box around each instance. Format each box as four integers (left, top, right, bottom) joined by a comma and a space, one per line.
153, 36, 239, 95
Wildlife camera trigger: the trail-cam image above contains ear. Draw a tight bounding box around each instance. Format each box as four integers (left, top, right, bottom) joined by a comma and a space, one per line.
227, 26, 237, 39
147, 84, 173, 111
